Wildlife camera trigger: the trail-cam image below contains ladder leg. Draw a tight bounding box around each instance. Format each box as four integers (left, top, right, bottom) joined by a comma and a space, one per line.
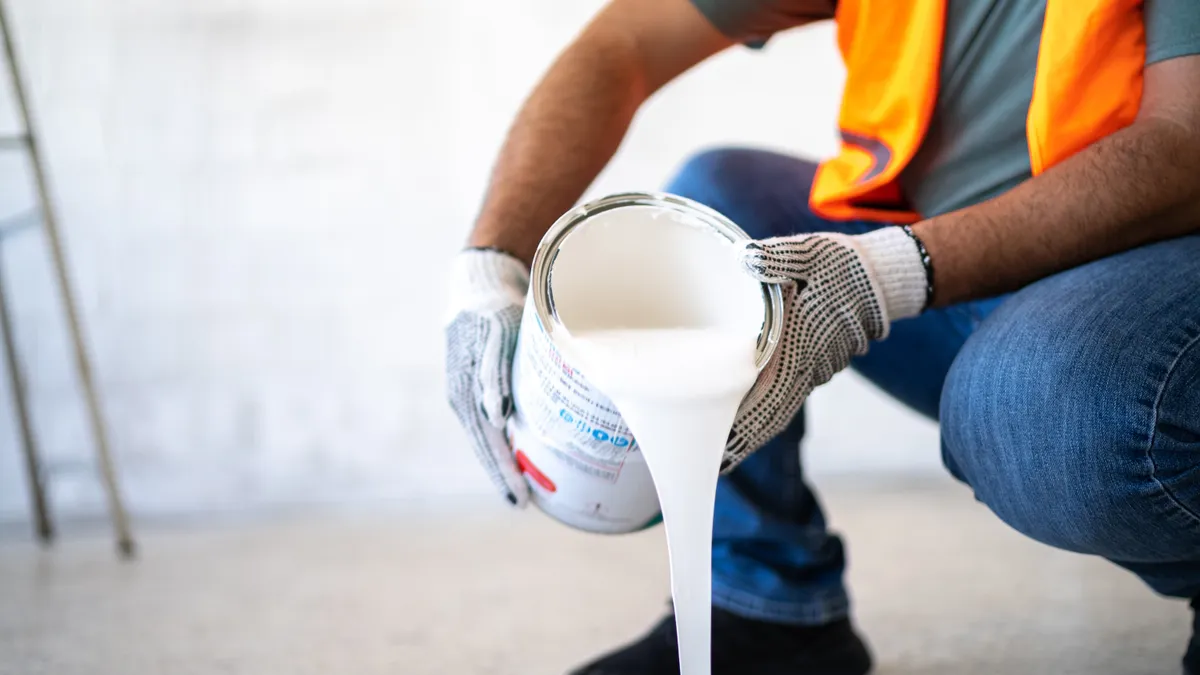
0, 245, 53, 545
0, 0, 135, 559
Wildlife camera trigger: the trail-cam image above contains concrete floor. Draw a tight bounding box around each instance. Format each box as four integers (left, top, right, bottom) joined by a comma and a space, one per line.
0, 477, 1191, 675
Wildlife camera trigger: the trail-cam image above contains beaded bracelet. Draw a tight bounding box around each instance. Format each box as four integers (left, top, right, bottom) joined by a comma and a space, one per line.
900, 225, 935, 309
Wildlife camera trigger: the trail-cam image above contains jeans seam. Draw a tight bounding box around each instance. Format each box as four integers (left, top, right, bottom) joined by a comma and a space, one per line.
711, 579, 849, 625
1146, 326, 1200, 527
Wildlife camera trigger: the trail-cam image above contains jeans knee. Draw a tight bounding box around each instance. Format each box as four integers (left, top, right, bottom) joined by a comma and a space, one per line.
942, 416, 1148, 559
666, 148, 743, 200
664, 149, 777, 239
940, 305, 1200, 562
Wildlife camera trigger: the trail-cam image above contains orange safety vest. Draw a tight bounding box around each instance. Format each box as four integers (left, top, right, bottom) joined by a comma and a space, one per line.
810, 0, 1146, 223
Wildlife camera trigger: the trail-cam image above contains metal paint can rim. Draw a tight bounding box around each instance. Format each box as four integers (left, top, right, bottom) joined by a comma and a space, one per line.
529, 191, 784, 371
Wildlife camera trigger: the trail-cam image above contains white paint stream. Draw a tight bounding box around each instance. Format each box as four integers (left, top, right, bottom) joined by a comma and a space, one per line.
552, 205, 765, 674
567, 328, 758, 675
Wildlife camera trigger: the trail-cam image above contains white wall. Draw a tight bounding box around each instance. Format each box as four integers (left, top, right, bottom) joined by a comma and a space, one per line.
0, 0, 940, 522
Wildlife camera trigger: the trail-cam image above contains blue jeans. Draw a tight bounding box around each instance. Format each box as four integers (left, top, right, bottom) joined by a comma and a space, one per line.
664, 148, 1200, 625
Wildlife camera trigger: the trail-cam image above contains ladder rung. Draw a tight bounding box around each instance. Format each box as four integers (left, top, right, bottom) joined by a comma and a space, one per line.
0, 134, 31, 151
0, 208, 39, 238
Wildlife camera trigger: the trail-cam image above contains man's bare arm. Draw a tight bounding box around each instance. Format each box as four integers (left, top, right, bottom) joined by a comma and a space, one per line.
915, 55, 1200, 307
468, 0, 735, 265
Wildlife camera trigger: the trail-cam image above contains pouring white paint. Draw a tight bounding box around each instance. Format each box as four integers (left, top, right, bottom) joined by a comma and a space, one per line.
549, 205, 766, 675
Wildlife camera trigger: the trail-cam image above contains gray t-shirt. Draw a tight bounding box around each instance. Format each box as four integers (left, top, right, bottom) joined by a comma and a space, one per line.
691, 0, 1200, 218
898, 0, 1047, 218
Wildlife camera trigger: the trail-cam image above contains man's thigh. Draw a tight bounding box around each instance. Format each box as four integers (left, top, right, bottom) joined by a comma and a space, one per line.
941, 235, 1200, 580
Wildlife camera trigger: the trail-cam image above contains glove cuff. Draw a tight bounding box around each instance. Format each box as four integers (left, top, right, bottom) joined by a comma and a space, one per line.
853, 227, 929, 322
448, 248, 530, 318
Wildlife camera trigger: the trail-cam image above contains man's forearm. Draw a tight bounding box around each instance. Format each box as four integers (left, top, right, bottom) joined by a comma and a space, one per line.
915, 116, 1200, 307
468, 0, 733, 266
469, 33, 648, 266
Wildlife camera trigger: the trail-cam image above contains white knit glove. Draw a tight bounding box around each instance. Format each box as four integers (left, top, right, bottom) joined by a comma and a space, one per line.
445, 248, 531, 506
723, 226, 930, 471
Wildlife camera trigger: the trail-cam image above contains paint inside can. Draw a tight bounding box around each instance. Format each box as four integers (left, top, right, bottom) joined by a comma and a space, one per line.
508, 193, 783, 534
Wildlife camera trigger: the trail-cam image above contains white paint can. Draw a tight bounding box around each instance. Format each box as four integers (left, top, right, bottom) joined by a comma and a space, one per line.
508, 193, 784, 534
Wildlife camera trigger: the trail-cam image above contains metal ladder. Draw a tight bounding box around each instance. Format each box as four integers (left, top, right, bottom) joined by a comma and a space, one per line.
0, 0, 135, 559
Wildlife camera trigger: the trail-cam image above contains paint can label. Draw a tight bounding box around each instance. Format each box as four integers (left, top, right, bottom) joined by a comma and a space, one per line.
509, 300, 661, 533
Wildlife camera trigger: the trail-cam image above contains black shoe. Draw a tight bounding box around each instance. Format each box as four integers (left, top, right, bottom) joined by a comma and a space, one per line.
569, 606, 872, 675
1185, 597, 1199, 675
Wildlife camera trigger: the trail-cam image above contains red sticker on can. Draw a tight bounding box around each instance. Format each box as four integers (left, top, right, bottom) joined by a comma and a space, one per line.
515, 449, 557, 493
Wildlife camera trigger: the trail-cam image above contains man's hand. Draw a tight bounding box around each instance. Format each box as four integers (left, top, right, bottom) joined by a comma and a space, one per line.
445, 249, 531, 506
723, 227, 928, 470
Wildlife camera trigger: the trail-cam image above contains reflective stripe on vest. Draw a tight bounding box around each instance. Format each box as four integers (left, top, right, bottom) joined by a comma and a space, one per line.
810, 0, 1146, 223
